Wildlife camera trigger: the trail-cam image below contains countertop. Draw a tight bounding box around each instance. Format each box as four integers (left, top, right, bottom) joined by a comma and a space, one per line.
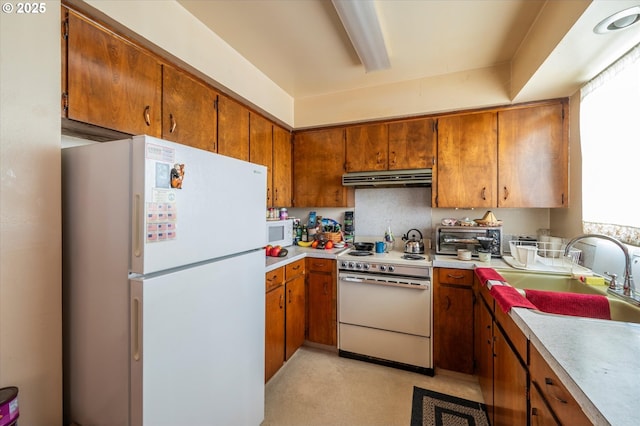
511, 307, 640, 425
432, 254, 510, 270
265, 245, 349, 272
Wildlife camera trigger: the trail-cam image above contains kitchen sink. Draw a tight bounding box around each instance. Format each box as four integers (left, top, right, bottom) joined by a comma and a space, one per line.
498, 270, 606, 296
498, 270, 640, 324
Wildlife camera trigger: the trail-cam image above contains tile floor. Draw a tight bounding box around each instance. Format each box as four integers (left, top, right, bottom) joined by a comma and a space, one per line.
262, 346, 484, 426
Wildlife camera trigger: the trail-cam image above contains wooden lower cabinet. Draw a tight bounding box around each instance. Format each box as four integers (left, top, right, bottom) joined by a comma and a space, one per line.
306, 258, 337, 346
529, 344, 591, 425
474, 276, 528, 426
285, 261, 306, 359
493, 324, 528, 425
265, 259, 305, 382
265, 284, 285, 382
530, 382, 560, 426
475, 296, 495, 424
434, 268, 474, 373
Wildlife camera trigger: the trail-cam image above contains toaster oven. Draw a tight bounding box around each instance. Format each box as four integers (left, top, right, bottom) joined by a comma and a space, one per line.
436, 226, 503, 257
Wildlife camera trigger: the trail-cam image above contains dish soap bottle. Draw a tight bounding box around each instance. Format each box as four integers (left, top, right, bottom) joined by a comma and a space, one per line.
384, 221, 395, 250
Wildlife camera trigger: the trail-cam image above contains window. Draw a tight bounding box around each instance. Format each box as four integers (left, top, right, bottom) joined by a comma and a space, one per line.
580, 43, 640, 246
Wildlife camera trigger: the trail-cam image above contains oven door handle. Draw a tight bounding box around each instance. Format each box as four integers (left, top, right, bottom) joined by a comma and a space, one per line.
340, 275, 429, 289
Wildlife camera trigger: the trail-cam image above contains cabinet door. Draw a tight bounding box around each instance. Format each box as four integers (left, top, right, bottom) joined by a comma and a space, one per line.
218, 95, 249, 161
345, 123, 388, 171
493, 325, 528, 426
306, 270, 336, 346
435, 112, 497, 207
475, 297, 494, 424
265, 285, 285, 382
293, 129, 354, 207
530, 382, 560, 426
388, 118, 435, 170
249, 113, 273, 205
285, 275, 306, 359
498, 102, 568, 208
162, 65, 217, 152
66, 10, 162, 136
272, 126, 292, 207
498, 102, 569, 208
434, 283, 474, 373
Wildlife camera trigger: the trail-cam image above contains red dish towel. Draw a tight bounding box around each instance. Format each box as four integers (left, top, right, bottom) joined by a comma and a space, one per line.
475, 267, 506, 285
524, 290, 611, 320
490, 285, 537, 313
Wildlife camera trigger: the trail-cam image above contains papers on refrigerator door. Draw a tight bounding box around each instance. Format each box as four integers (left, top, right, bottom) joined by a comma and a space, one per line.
146, 201, 177, 242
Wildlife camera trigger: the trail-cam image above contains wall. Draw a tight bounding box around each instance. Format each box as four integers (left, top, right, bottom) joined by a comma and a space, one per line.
289, 188, 550, 253
0, 3, 63, 425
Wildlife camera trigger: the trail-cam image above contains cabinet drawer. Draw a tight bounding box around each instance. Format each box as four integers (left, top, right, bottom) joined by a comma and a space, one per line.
529, 344, 591, 426
437, 268, 473, 286
285, 259, 305, 280
265, 267, 285, 292
307, 257, 335, 273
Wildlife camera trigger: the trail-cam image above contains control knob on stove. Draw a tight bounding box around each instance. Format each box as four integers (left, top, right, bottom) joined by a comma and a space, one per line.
363, 263, 370, 270
348, 261, 355, 269
340, 261, 348, 268
356, 263, 363, 269
379, 265, 387, 272
388, 265, 395, 273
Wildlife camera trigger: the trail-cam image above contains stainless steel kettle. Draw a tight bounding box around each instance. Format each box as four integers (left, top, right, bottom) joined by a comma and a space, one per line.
403, 229, 425, 254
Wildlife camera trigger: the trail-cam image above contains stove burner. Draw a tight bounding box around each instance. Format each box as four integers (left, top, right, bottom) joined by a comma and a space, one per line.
401, 254, 425, 260
348, 250, 373, 256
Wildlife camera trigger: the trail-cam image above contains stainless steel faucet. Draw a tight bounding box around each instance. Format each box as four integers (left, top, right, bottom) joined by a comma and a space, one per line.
564, 234, 636, 299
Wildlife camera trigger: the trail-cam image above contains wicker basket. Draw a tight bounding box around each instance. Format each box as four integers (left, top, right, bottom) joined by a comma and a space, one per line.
323, 232, 342, 243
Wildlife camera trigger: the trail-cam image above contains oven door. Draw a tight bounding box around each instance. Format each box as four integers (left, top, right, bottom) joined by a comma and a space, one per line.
338, 272, 431, 337
338, 272, 432, 369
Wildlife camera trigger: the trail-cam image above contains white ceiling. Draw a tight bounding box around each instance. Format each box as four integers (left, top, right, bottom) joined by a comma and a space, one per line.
177, 0, 640, 104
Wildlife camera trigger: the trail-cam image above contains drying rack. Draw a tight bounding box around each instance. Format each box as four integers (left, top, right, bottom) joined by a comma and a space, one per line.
505, 240, 591, 274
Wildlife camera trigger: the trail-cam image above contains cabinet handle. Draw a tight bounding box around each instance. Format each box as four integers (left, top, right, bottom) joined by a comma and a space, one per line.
288, 288, 292, 304
144, 105, 151, 126
390, 151, 396, 166
544, 377, 568, 404
503, 186, 509, 201
447, 273, 465, 280
481, 187, 486, 200
274, 188, 278, 202
323, 281, 328, 295
169, 113, 177, 133
279, 294, 284, 309
445, 295, 451, 310
292, 265, 301, 270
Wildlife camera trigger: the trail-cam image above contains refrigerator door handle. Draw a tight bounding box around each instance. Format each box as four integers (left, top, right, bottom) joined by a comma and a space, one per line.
133, 193, 142, 258
132, 297, 141, 361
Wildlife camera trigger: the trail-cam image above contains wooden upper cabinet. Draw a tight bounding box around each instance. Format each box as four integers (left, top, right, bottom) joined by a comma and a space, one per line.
65, 9, 162, 136
218, 95, 249, 161
388, 118, 436, 170
435, 112, 497, 208
162, 65, 217, 152
249, 113, 273, 204
272, 126, 292, 207
498, 101, 568, 208
345, 123, 388, 172
293, 128, 354, 207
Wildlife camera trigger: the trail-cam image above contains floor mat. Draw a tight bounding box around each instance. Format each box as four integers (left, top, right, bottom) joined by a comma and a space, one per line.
411, 386, 490, 426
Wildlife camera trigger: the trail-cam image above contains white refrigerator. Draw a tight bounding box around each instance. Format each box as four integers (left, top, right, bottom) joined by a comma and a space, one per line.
62, 135, 267, 426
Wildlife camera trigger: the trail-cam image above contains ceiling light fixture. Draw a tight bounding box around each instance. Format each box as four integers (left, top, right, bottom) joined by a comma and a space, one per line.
332, 0, 390, 72
594, 6, 640, 34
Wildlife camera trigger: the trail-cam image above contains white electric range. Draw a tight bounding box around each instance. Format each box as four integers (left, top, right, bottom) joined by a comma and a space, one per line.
336, 245, 433, 375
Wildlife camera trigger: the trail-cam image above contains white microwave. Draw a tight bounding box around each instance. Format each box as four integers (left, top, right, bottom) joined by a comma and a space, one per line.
266, 219, 294, 247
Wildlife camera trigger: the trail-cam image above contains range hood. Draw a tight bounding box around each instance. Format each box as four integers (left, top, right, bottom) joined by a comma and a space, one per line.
342, 169, 432, 187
